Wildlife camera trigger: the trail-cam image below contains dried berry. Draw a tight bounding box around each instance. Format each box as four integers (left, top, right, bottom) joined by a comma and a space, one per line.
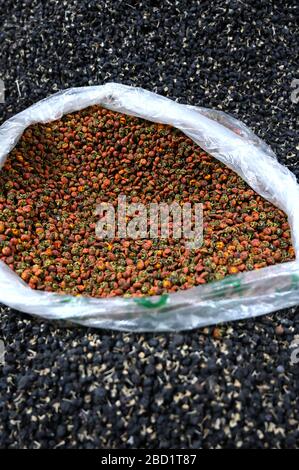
0, 105, 295, 298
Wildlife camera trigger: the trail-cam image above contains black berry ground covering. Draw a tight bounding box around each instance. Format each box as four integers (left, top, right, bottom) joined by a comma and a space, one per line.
0, 0, 299, 449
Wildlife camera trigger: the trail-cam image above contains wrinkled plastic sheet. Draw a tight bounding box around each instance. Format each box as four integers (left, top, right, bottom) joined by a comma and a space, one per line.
0, 83, 299, 331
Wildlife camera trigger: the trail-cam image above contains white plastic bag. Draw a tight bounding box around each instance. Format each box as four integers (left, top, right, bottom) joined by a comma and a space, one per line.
1, 83, 299, 331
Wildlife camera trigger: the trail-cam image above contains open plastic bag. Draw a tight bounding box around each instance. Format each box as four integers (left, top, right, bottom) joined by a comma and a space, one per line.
1, 83, 299, 331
